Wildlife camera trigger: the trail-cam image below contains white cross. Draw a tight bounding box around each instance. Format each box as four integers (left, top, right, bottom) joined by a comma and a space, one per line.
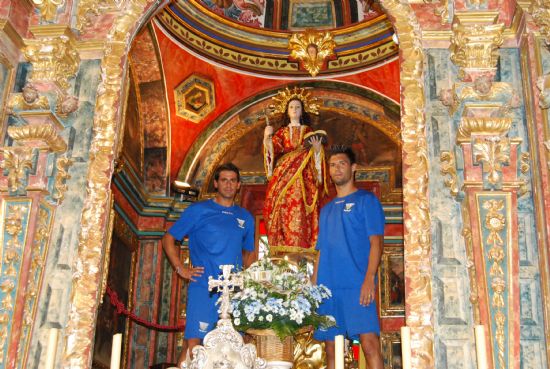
208, 265, 243, 319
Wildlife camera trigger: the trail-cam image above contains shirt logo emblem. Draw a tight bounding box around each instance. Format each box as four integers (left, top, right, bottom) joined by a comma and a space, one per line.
344, 203, 355, 212
199, 321, 209, 332
237, 218, 245, 229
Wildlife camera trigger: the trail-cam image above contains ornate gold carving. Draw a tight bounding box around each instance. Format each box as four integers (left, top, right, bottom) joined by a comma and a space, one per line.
536, 74, 550, 109
17, 205, 53, 368
461, 221, 480, 324
434, 0, 449, 25
440, 79, 515, 118
53, 156, 73, 203
440, 151, 460, 197
294, 329, 324, 369
174, 74, 215, 123
289, 29, 336, 77
75, 0, 122, 31
7, 84, 50, 112
378, 0, 434, 367
518, 152, 530, 197
449, 14, 504, 78
55, 93, 79, 117
32, 0, 65, 22
530, 0, 550, 44
1, 203, 29, 367
7, 124, 67, 153
473, 137, 510, 186
457, 117, 512, 142
0, 148, 34, 192
269, 87, 320, 115
62, 1, 148, 368
23, 27, 80, 90
482, 199, 506, 369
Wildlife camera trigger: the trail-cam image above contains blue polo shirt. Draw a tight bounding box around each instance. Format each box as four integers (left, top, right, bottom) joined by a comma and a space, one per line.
168, 199, 255, 287
316, 189, 385, 289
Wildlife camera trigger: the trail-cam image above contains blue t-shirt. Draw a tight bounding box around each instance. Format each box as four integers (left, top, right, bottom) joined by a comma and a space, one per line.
316, 189, 385, 289
168, 199, 255, 286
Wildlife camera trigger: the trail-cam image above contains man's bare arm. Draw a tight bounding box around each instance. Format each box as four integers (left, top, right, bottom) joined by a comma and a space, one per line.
162, 233, 204, 281
360, 234, 383, 306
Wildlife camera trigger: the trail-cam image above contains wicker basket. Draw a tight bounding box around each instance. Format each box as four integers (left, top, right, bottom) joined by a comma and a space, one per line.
247, 329, 294, 362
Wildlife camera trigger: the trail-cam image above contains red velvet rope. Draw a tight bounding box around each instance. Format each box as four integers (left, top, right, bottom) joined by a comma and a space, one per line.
106, 286, 185, 332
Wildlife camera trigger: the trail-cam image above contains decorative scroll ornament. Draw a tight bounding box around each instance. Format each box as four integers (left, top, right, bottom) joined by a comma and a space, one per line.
53, 156, 73, 203
7, 84, 50, 112
289, 29, 336, 77
32, 0, 65, 22
378, 0, 434, 366
76, 0, 123, 31
269, 87, 320, 116
449, 16, 504, 78
23, 31, 80, 90
482, 199, 506, 369
62, 1, 151, 367
0, 148, 34, 192
440, 151, 460, 197
473, 137, 510, 188
457, 117, 512, 142
518, 152, 530, 197
530, 0, 550, 44
8, 124, 67, 153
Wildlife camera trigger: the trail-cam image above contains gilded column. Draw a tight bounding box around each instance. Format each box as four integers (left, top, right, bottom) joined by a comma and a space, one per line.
0, 23, 78, 369
440, 11, 524, 369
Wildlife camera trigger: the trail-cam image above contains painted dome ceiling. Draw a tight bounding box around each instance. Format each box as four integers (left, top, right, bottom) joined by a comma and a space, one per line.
156, 0, 397, 77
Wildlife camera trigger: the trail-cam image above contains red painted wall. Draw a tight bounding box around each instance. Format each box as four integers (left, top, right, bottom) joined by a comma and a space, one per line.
154, 24, 400, 182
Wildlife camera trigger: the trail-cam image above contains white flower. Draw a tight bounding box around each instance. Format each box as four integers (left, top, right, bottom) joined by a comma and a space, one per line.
266, 314, 273, 322
234, 318, 241, 325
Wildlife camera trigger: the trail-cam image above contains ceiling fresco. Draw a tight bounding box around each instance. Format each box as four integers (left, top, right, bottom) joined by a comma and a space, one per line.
152, 22, 399, 185
195, 0, 384, 29
122, 4, 401, 196
156, 0, 397, 77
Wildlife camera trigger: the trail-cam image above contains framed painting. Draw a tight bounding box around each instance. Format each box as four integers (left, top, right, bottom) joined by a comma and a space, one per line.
379, 246, 405, 317
381, 331, 403, 369
288, 0, 335, 29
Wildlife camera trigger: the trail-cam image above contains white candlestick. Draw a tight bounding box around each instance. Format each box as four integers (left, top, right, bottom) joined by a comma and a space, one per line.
335, 335, 345, 369
401, 326, 412, 369
474, 325, 488, 369
110, 333, 123, 369
44, 328, 59, 369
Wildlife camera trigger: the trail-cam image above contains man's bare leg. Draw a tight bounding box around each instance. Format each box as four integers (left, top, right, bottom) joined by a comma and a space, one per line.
324, 340, 335, 369
359, 333, 383, 369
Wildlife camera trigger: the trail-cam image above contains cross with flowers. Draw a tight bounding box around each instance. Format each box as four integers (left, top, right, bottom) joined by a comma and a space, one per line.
209, 265, 244, 319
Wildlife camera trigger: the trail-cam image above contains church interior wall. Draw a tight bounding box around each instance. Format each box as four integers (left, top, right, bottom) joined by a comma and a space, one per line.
1, 0, 550, 368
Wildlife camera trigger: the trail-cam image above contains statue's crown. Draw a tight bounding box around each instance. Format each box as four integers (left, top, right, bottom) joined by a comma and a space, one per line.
269, 86, 320, 115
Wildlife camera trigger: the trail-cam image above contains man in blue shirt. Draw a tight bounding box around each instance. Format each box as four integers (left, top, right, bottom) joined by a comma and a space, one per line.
313, 146, 385, 369
162, 163, 256, 366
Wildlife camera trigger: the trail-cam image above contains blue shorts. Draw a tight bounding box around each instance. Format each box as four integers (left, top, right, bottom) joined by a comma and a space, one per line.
314, 288, 380, 341
185, 284, 220, 339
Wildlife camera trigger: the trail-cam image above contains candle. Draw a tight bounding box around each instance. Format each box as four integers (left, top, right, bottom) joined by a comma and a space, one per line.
335, 335, 345, 369
44, 328, 59, 369
110, 333, 123, 369
474, 325, 488, 369
401, 326, 411, 369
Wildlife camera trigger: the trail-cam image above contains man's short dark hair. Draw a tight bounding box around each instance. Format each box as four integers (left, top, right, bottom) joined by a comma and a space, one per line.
214, 162, 241, 182
329, 145, 356, 165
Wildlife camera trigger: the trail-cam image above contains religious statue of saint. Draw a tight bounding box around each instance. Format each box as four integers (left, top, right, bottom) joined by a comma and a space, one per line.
262, 87, 328, 254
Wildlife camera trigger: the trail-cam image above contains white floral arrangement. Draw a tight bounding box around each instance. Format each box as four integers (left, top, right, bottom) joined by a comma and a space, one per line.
227, 257, 335, 340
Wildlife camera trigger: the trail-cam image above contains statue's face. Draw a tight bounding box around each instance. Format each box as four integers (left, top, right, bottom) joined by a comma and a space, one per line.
287, 99, 302, 121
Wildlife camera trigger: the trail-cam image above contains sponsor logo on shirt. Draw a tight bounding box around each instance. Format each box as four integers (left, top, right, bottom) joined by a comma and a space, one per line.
199, 321, 210, 332
344, 203, 355, 212
237, 218, 245, 229
222, 210, 234, 215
